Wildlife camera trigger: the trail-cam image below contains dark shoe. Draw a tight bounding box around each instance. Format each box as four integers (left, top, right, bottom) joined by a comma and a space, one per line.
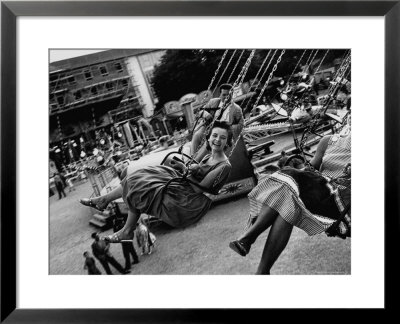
124, 266, 131, 272
123, 269, 131, 274
229, 240, 249, 257
132, 260, 139, 265
79, 198, 105, 212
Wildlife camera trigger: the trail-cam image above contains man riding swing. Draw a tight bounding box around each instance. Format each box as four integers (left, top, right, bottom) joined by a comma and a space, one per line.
191, 83, 244, 162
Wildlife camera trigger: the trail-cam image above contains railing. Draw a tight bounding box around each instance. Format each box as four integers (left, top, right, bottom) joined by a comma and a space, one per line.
86, 166, 118, 197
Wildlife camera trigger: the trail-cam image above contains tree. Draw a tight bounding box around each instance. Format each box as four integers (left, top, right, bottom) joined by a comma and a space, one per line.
152, 50, 226, 110
151, 49, 348, 111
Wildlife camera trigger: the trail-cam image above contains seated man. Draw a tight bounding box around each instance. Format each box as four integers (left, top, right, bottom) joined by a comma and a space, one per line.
191, 83, 244, 162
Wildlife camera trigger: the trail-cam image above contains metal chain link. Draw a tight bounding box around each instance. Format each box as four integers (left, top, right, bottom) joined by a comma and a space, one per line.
250, 49, 284, 113
188, 50, 229, 145
227, 50, 285, 159
296, 49, 329, 104
242, 49, 272, 111
211, 50, 237, 95
191, 51, 256, 163
227, 49, 246, 84
298, 53, 351, 161
245, 49, 278, 113
207, 49, 229, 93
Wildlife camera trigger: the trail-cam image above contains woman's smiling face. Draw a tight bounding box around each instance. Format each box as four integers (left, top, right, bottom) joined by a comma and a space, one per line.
209, 127, 228, 152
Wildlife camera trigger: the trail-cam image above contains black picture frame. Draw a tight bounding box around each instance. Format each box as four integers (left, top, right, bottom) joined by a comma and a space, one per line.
1, 0, 399, 322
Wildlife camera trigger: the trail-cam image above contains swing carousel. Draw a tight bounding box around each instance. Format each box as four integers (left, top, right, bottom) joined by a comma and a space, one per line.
87, 49, 351, 230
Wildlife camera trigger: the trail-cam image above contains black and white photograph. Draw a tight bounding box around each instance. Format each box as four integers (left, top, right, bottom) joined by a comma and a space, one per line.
49, 48, 351, 275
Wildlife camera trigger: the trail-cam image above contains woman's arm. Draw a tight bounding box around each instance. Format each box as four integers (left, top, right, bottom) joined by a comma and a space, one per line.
309, 135, 331, 170
188, 163, 231, 194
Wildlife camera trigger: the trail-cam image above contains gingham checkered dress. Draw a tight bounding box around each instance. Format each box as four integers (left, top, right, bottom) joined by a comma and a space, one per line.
248, 134, 351, 236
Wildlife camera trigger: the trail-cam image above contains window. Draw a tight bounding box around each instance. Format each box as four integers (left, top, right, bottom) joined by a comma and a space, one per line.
67, 76, 76, 85
106, 82, 114, 91
84, 70, 93, 81
121, 79, 128, 87
99, 66, 108, 76
91, 86, 98, 95
56, 95, 64, 105
74, 90, 82, 100
114, 62, 123, 72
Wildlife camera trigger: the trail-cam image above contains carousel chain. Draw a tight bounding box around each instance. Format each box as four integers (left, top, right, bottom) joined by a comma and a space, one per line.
227, 50, 285, 159
250, 49, 284, 113
242, 49, 272, 111
189, 50, 230, 145
303, 49, 315, 71
232, 50, 255, 88
296, 49, 329, 104
268, 49, 307, 105
286, 49, 307, 85
321, 53, 351, 114
207, 49, 229, 93
287, 49, 319, 104
309, 50, 319, 69
245, 49, 278, 112
297, 54, 351, 158
227, 49, 246, 84
212, 50, 237, 95
314, 50, 329, 76
190, 50, 256, 163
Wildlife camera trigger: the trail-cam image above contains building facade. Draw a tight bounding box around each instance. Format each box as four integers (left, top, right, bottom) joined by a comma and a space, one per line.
49, 49, 165, 167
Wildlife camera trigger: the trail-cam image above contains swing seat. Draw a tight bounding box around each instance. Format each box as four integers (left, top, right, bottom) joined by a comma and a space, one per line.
247, 140, 275, 159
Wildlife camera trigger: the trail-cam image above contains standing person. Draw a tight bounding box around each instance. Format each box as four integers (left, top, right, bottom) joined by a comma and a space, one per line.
66, 177, 76, 192
113, 214, 140, 272
79, 121, 233, 243
90, 233, 130, 275
191, 83, 244, 161
83, 251, 101, 275
54, 173, 66, 199
229, 121, 351, 274
136, 216, 156, 255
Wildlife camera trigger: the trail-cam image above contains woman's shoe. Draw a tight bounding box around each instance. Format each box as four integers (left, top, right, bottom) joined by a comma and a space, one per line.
229, 240, 249, 257
79, 198, 105, 212
104, 232, 134, 243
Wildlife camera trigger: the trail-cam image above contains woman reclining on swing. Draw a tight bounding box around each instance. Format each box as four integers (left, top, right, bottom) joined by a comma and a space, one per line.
80, 121, 232, 243
229, 118, 351, 274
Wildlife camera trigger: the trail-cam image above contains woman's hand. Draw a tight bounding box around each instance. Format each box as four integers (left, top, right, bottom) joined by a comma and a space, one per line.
188, 164, 200, 173
170, 159, 186, 173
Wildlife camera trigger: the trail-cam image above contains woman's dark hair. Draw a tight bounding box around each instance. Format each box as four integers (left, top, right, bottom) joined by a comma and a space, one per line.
205, 120, 233, 151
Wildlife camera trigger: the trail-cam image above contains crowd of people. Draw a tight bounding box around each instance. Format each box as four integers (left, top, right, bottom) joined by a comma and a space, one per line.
75, 81, 351, 275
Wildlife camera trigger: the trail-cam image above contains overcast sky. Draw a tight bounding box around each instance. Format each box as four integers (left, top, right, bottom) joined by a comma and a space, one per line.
49, 50, 108, 63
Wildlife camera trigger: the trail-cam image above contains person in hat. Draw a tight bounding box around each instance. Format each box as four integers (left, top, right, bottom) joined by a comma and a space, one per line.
83, 251, 101, 275
113, 213, 140, 271
90, 232, 130, 275
191, 83, 244, 162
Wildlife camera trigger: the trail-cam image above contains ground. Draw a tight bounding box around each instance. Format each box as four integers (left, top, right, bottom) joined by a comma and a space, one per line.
50, 179, 350, 275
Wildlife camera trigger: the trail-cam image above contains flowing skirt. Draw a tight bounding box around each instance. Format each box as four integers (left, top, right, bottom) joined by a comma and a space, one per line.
248, 167, 351, 236
122, 165, 212, 228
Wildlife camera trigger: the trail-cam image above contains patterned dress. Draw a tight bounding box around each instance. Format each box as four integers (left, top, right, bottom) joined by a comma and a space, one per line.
122, 155, 231, 228
248, 134, 351, 236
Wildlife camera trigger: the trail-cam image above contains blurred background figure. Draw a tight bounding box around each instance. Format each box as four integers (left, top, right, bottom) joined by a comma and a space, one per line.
113, 213, 140, 271
83, 251, 101, 275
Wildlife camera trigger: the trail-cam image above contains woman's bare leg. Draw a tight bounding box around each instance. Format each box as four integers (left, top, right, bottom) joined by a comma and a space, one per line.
256, 216, 293, 275
82, 185, 123, 209
237, 205, 279, 249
